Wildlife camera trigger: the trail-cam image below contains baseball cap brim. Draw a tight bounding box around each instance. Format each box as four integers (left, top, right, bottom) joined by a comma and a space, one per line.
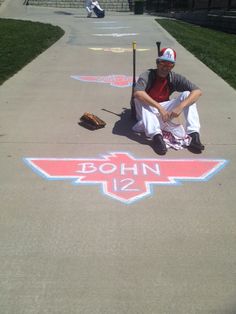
158, 56, 176, 63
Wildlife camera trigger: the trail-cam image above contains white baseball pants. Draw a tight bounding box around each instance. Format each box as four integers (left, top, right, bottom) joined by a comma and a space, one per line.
134, 91, 201, 138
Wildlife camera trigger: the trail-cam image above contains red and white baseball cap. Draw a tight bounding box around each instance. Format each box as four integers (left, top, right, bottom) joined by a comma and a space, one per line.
158, 48, 176, 63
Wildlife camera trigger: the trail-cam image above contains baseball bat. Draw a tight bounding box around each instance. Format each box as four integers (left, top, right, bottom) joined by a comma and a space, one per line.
130, 41, 137, 120
156, 41, 161, 57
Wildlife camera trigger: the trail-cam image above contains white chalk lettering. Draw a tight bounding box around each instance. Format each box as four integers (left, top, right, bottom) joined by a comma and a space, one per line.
76, 161, 160, 176
113, 178, 139, 191
120, 163, 138, 175
99, 163, 117, 174
77, 163, 97, 173
142, 163, 160, 175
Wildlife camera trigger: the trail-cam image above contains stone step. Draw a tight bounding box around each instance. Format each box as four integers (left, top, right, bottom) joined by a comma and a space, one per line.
27, 0, 130, 11
210, 9, 236, 16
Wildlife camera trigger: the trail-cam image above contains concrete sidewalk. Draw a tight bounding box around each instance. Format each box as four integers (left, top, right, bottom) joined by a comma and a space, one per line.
0, 4, 236, 314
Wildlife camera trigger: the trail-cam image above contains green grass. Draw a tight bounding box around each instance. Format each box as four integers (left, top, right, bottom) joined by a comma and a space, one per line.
156, 19, 236, 89
0, 19, 64, 85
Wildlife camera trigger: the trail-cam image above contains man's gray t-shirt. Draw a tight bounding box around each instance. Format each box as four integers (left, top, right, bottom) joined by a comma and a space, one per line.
134, 69, 199, 95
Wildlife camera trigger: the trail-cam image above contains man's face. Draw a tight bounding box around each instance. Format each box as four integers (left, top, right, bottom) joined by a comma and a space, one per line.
157, 60, 175, 77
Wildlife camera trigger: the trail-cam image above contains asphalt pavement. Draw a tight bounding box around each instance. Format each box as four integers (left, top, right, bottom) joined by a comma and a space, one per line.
0, 2, 236, 314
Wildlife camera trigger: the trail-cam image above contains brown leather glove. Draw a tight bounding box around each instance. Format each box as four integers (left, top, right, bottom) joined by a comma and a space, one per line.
79, 112, 106, 130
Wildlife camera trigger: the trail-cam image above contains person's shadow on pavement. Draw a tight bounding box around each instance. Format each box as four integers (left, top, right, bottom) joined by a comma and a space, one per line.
109, 107, 168, 155
103, 107, 155, 150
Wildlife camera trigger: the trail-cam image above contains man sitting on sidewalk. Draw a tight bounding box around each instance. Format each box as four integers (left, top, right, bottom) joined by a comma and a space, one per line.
133, 47, 204, 155
85, 0, 104, 18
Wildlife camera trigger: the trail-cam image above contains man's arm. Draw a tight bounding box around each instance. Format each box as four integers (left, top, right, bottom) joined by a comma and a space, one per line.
169, 89, 202, 119
134, 90, 170, 122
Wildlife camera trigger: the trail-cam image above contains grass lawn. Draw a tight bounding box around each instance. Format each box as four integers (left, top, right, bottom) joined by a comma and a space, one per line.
156, 19, 236, 89
0, 18, 64, 85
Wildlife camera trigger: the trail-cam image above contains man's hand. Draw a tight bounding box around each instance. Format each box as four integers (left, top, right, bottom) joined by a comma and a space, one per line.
169, 105, 183, 119
159, 108, 170, 122
169, 89, 202, 120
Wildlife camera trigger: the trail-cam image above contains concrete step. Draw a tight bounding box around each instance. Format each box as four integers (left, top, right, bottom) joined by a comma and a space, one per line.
209, 9, 236, 16
27, 0, 130, 11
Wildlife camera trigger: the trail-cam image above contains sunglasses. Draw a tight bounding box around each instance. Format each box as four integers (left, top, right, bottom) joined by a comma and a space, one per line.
159, 61, 175, 68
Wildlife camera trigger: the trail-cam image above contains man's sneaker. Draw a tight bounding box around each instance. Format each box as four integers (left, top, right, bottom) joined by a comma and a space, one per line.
188, 132, 205, 153
87, 12, 92, 17
153, 134, 167, 155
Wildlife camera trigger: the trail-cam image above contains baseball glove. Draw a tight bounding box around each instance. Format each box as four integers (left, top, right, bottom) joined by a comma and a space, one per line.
79, 112, 106, 130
